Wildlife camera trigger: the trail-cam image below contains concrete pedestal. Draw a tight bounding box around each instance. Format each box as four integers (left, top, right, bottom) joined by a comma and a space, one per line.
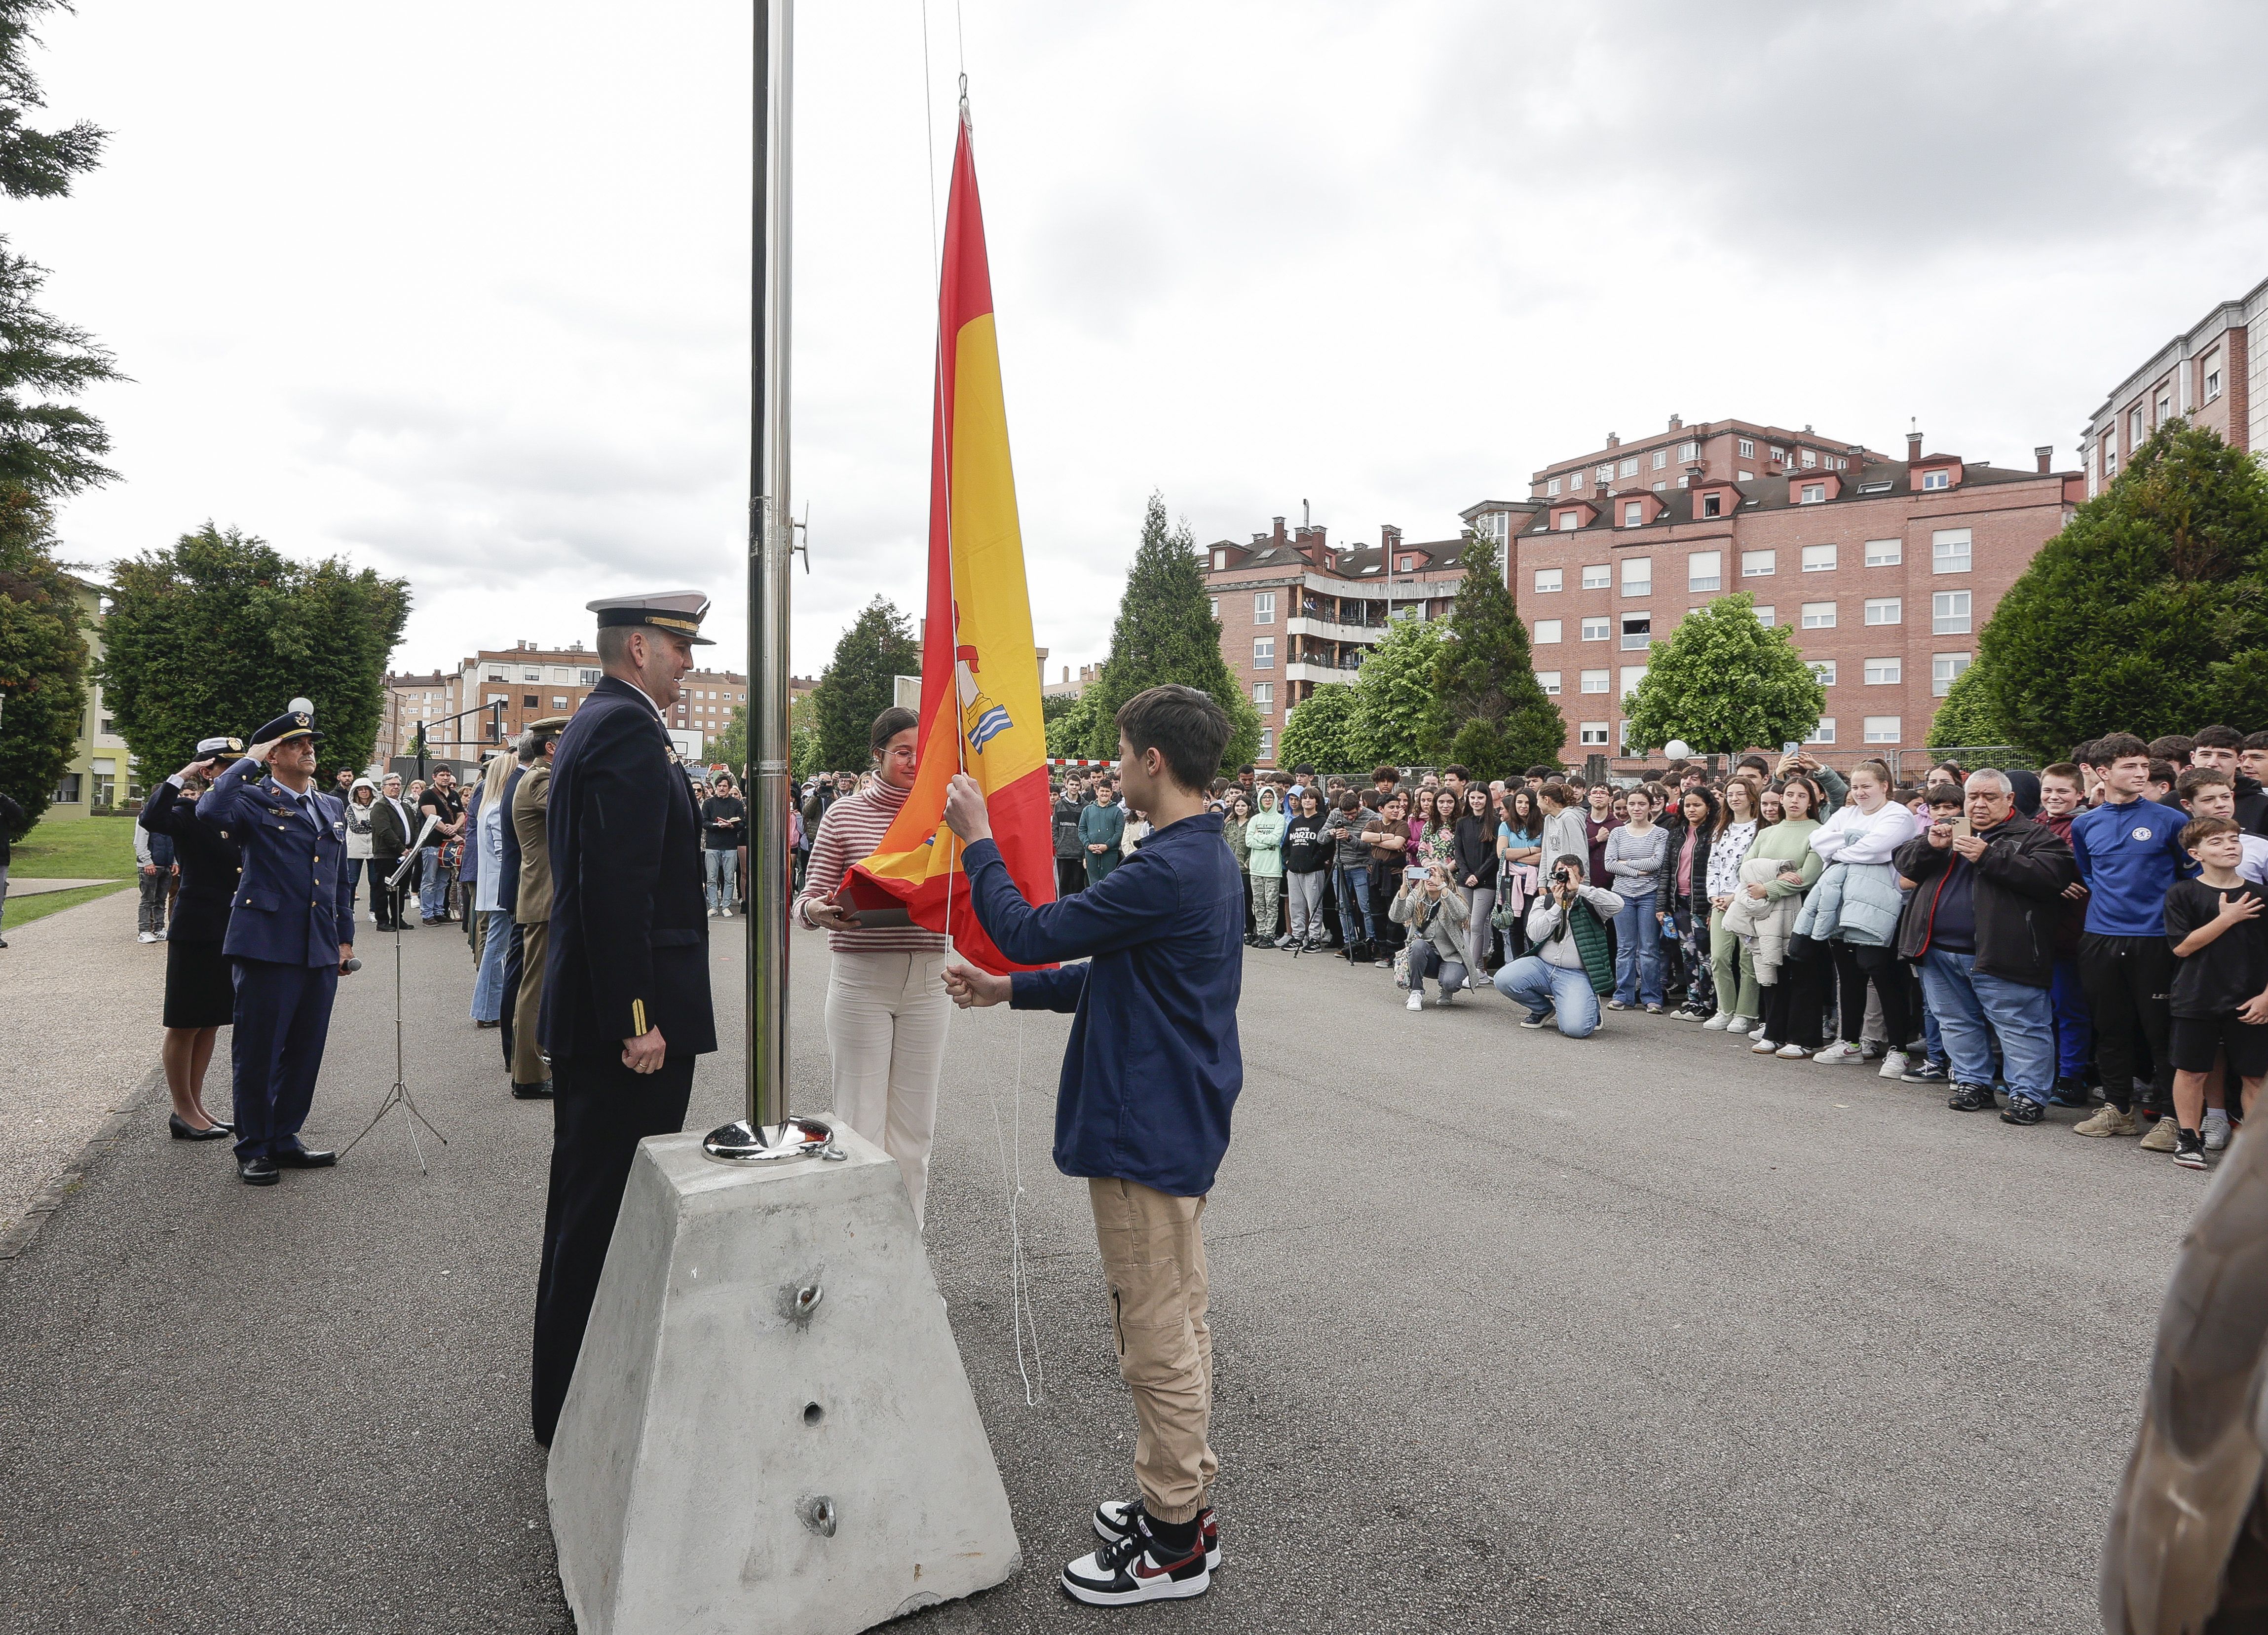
546, 1128, 1021, 1634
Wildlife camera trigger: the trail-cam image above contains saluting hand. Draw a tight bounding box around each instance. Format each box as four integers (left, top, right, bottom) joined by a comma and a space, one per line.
622, 1027, 668, 1074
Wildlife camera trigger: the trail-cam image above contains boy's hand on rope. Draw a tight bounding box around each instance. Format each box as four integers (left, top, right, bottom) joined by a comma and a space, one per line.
944, 963, 1010, 1009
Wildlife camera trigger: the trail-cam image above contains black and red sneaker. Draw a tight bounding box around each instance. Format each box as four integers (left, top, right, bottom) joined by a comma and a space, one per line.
1093, 1497, 1220, 1569
1060, 1519, 1210, 1605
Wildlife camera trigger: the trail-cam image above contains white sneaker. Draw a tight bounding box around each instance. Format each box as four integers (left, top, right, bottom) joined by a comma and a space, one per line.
2203, 1108, 2232, 1151
1745, 1022, 1768, 1041
1722, 1015, 1756, 1035
1814, 1042, 1865, 1065
1701, 1012, 1734, 1031
1878, 1049, 1912, 1079
1751, 1038, 1780, 1054
1776, 1042, 1811, 1059
137, 931, 157, 944
1406, 991, 1425, 1012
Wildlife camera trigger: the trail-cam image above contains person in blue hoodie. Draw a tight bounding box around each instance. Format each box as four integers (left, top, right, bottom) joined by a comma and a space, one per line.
942, 683, 1239, 1608
2069, 732, 2194, 1145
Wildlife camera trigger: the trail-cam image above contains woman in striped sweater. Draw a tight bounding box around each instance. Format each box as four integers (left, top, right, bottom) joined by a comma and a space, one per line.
794, 705, 951, 1226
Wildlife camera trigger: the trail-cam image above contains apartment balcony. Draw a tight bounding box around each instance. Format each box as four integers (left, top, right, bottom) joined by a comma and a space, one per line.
1285, 614, 1387, 644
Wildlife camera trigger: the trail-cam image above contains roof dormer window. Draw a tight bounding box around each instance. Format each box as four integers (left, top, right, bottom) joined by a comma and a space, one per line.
1921, 470, 1950, 490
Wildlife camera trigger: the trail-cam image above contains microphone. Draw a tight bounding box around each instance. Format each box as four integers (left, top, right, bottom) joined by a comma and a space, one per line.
341, 957, 363, 974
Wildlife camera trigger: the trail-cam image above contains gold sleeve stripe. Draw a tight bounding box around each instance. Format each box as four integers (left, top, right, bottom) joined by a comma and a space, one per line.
632, 999, 648, 1035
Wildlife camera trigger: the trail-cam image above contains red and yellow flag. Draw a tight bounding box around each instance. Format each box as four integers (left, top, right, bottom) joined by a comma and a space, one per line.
844, 111, 1054, 974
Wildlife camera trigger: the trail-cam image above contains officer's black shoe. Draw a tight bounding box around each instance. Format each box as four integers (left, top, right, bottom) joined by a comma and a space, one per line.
272, 1146, 338, 1168
238, 1155, 279, 1186
169, 1113, 230, 1142
512, 1080, 555, 1100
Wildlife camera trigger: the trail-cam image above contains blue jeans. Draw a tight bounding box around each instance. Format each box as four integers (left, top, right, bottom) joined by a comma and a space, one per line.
417, 846, 448, 920
1335, 863, 1376, 944
471, 908, 511, 1022
1612, 890, 1662, 1006
1408, 940, 1468, 1000
703, 847, 739, 911
1496, 955, 1601, 1038
1919, 949, 2055, 1104
2048, 956, 2092, 1079
1919, 989, 1950, 1068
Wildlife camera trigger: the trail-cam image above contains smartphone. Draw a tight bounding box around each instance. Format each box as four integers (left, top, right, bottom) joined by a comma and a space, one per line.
1404, 865, 1428, 882
1781, 742, 1800, 755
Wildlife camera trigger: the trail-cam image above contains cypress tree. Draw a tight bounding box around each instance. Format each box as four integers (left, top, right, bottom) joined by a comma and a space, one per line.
1082, 492, 1259, 770
810, 595, 920, 773
0, 484, 84, 834
1425, 530, 1565, 778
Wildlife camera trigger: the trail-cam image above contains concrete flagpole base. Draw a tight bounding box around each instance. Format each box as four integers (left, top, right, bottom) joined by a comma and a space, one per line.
546, 1128, 1021, 1634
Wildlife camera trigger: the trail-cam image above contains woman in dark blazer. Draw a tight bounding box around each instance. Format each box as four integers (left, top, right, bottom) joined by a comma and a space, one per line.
138, 750, 245, 1139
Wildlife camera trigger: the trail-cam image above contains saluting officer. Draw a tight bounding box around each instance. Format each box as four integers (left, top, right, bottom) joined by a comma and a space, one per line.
531, 592, 718, 1445
198, 707, 357, 1186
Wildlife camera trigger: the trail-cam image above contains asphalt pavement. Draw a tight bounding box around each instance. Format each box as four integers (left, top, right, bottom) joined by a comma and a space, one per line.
0, 916, 2200, 1634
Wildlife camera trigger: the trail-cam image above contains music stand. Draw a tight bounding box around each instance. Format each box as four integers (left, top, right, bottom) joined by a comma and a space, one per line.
340, 815, 450, 1170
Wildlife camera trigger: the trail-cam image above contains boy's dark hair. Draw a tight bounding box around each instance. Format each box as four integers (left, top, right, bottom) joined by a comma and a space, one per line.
2041, 762, 2082, 788
2181, 814, 2240, 852
1238, 763, 1255, 776
2072, 740, 2099, 766
1114, 685, 1232, 792
1444, 763, 1471, 781
1539, 781, 1574, 808
1892, 785, 1923, 806
1359, 788, 1383, 811
2094, 732, 2150, 764
1291, 763, 1317, 778
1210, 776, 1230, 794
2194, 724, 2243, 751
2178, 767, 2233, 800
1524, 764, 1557, 780
1926, 783, 1963, 809
1736, 753, 1771, 775
1335, 791, 1360, 811
1548, 853, 1588, 880
2149, 734, 2195, 766
869, 706, 918, 753
1372, 765, 1400, 783
2149, 759, 2177, 788
2244, 731, 2268, 753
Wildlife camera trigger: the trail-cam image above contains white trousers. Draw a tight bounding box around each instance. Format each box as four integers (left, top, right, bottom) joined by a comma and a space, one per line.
823, 948, 951, 1226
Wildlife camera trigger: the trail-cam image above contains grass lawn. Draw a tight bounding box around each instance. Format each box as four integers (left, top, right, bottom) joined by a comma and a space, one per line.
5, 813, 140, 931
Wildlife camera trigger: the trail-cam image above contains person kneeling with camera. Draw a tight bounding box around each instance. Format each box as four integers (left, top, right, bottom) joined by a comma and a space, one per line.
1494, 854, 1623, 1038
1391, 859, 1471, 1011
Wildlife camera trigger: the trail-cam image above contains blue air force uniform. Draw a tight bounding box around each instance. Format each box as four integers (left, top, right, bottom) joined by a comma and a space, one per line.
197, 712, 356, 1169
531, 591, 718, 1446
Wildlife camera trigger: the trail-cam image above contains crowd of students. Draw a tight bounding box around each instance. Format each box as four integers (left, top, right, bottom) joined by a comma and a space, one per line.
1155, 726, 2268, 1176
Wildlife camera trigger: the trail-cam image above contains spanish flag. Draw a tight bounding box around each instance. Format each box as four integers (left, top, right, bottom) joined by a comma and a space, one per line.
844, 109, 1054, 975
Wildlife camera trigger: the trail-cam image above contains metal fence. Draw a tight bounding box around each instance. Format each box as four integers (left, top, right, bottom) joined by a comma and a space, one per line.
1892, 745, 2032, 783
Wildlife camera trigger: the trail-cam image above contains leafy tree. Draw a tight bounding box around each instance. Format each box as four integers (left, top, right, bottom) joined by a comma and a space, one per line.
1977, 421, 2268, 762
99, 524, 409, 782
1926, 663, 2010, 751
811, 595, 919, 773
0, 1, 119, 500
710, 689, 817, 784
1046, 685, 1102, 758
1278, 680, 1364, 772
1079, 492, 1259, 770
1424, 530, 1565, 778
1349, 615, 1444, 767
1622, 592, 1824, 755
0, 483, 83, 835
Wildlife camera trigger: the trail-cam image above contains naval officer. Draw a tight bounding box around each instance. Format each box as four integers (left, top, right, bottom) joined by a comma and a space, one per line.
531, 592, 718, 1445
197, 707, 357, 1186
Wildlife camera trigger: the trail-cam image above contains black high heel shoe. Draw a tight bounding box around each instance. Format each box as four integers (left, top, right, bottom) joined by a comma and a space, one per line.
169, 1113, 231, 1142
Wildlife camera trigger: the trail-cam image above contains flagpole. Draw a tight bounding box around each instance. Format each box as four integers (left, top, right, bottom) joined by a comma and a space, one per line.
707, 0, 826, 1163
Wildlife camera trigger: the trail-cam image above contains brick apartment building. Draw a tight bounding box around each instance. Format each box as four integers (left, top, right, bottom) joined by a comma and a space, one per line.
1202, 514, 1479, 765
378, 643, 748, 764
1510, 427, 2084, 764
2079, 271, 2266, 496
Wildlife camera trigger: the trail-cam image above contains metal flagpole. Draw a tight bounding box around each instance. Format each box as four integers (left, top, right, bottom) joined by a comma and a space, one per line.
706, 0, 828, 1163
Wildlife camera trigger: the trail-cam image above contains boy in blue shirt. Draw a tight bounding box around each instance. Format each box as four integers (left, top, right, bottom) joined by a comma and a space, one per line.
943, 684, 1240, 1606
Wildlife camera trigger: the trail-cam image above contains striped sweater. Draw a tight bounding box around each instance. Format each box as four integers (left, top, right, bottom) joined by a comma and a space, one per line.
794, 777, 948, 954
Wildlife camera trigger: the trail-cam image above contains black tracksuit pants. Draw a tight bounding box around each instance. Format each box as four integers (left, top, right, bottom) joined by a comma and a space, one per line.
2078, 932, 2173, 1115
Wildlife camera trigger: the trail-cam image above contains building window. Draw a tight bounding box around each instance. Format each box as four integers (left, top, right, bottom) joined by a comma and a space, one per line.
1864, 597, 1902, 626
1836, 457, 1848, 470
1678, 441, 1699, 461
1209, 596, 1219, 620
1802, 601, 1837, 629
1595, 464, 1613, 484
1581, 669, 1609, 694
1575, 616, 1606, 643
2156, 392, 2171, 425
1864, 657, 1902, 685
1546, 477, 1561, 496
1620, 666, 1647, 697
1554, 512, 1579, 531
487, 691, 509, 705
1801, 483, 1826, 504
1932, 652, 1971, 696
1212, 550, 1226, 571
1701, 492, 1722, 518
1931, 528, 1971, 573
1581, 564, 1610, 590
1738, 438, 1755, 458
1770, 446, 1786, 463
1932, 591, 1972, 634
1618, 457, 1638, 478
1751, 605, 1776, 626
1864, 716, 1902, 744
1622, 500, 1644, 527
1741, 549, 1775, 577
1806, 719, 1837, 745
1252, 682, 1273, 712
1252, 638, 1274, 669
552, 696, 568, 709
1921, 469, 1950, 491
1864, 539, 1902, 567
1652, 482, 1668, 494
1580, 721, 1610, 747
1801, 543, 1836, 572
2206, 364, 2223, 401
1620, 614, 1651, 650
1536, 670, 1561, 695
1398, 555, 1414, 572
1738, 471, 1753, 482
1253, 591, 1276, 625
1257, 728, 1273, 758
486, 667, 505, 681
1535, 619, 1564, 644
53, 770, 81, 804
1651, 449, 1668, 470
1809, 660, 1836, 687
1534, 568, 1562, 594
1621, 557, 1652, 595
1687, 551, 1721, 592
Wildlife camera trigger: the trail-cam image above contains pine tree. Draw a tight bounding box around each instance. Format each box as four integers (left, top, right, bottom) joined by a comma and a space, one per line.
811, 595, 920, 773
1349, 615, 1444, 767
100, 524, 409, 781
1081, 493, 1259, 770
1278, 680, 1364, 772
0, 483, 84, 835
1622, 592, 1824, 755
1977, 421, 2268, 762
1425, 530, 1565, 778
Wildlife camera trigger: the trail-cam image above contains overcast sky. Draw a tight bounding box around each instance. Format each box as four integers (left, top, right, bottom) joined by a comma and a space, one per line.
22, 1, 2268, 685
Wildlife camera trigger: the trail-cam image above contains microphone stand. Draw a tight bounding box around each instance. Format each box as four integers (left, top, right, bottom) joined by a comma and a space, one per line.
340, 815, 450, 1170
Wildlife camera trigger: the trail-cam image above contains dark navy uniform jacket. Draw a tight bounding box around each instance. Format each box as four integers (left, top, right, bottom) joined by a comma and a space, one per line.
540, 676, 716, 1059
138, 778, 243, 945
198, 759, 355, 966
